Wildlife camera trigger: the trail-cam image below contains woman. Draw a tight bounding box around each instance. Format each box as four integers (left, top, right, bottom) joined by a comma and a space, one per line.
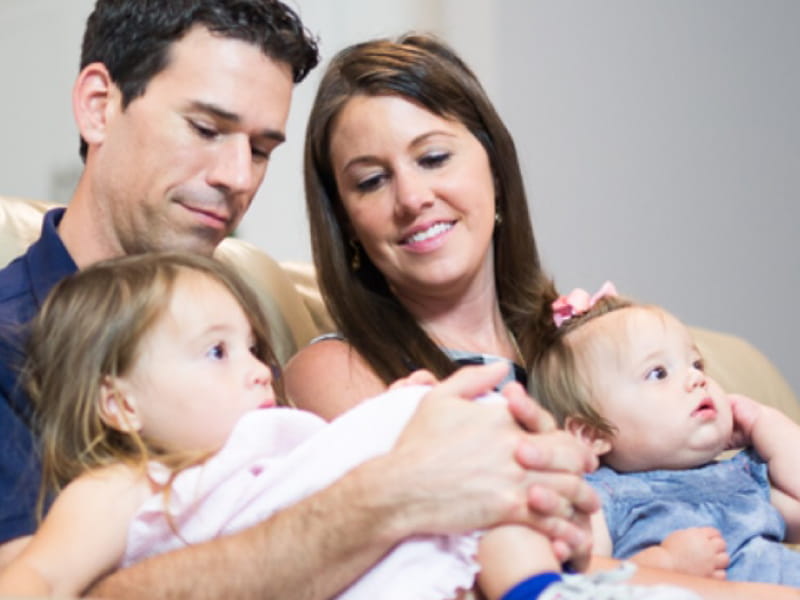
285, 34, 555, 419
284, 34, 800, 599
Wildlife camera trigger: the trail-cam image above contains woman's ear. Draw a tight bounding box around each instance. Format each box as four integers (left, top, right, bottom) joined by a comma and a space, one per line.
99, 376, 142, 433
72, 62, 119, 150
564, 416, 612, 457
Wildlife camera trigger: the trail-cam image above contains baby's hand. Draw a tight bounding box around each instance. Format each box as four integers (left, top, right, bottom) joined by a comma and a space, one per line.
726, 393, 763, 450
388, 369, 439, 390
661, 527, 729, 579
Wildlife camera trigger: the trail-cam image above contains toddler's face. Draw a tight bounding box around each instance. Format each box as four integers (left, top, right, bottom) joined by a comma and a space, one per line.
117, 271, 276, 453
583, 307, 733, 472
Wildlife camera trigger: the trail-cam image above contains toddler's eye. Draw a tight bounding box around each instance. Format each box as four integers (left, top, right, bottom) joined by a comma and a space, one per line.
692, 358, 705, 372
646, 366, 668, 381
208, 343, 226, 360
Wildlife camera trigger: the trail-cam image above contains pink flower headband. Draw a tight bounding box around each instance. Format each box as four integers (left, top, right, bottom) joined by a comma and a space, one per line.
551, 281, 618, 328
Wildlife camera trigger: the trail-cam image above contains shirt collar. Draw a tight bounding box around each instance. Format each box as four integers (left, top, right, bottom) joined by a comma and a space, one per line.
25, 207, 78, 307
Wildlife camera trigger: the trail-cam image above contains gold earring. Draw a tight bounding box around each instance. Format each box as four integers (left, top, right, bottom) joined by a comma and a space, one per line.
350, 238, 361, 271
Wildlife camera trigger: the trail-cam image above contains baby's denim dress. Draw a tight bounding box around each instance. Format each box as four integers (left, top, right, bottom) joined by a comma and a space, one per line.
587, 448, 800, 585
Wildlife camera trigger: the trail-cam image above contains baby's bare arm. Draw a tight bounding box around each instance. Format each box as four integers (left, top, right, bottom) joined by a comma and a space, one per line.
728, 393, 800, 538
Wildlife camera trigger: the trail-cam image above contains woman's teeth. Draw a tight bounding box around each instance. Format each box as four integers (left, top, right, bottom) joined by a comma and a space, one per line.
405, 222, 453, 244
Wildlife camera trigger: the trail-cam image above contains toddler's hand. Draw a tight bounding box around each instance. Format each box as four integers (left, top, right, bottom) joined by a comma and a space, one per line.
726, 393, 762, 450
661, 527, 729, 579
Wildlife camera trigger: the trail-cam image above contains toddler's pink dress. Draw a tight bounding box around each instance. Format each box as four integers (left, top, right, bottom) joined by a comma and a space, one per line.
122, 386, 485, 600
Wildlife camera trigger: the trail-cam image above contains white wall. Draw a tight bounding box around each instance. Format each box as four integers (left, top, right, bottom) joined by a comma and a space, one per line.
1, 1, 797, 396
478, 1, 800, 397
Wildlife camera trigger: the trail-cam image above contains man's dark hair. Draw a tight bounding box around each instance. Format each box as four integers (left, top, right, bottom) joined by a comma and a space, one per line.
78, 0, 319, 160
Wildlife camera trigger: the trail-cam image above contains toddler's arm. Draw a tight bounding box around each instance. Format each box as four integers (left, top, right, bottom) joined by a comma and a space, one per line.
0, 464, 150, 597
728, 393, 800, 540
477, 524, 560, 600
590, 511, 728, 579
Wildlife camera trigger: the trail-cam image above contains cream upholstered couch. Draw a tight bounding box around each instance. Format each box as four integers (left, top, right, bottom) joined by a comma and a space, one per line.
2, 194, 797, 421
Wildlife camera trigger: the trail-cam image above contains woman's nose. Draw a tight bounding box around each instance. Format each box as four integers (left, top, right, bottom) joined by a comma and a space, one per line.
394, 170, 434, 216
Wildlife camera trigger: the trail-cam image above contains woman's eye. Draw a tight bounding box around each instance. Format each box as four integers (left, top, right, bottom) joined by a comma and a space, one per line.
419, 151, 450, 169
646, 366, 668, 381
356, 173, 385, 192
208, 343, 226, 360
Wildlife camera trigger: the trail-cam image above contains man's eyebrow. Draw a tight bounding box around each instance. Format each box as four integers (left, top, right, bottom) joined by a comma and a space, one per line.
189, 101, 286, 143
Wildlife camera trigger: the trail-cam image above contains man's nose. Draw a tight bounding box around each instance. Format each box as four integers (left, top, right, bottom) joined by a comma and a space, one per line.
207, 135, 255, 194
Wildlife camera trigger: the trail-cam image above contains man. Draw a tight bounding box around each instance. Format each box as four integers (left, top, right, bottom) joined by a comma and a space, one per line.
0, 1, 596, 597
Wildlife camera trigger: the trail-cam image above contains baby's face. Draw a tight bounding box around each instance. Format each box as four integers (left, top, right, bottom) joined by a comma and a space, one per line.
582, 307, 733, 472
118, 271, 277, 453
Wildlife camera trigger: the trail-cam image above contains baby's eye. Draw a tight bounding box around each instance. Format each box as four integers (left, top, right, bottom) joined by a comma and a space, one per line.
645, 366, 668, 381
418, 151, 450, 169
692, 358, 705, 372
207, 342, 227, 360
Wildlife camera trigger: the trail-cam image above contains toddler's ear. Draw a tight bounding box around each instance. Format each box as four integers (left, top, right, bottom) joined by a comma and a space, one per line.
564, 416, 612, 457
98, 376, 142, 433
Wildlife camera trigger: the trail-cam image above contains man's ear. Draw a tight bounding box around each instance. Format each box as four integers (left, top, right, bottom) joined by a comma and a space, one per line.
99, 376, 142, 433
72, 62, 120, 149
564, 416, 612, 456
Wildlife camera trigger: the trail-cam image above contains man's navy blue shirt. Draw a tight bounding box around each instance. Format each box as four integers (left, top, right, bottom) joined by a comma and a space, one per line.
0, 208, 76, 542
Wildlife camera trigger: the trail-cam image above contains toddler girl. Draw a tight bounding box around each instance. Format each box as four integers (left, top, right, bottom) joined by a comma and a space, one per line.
0, 255, 699, 599
532, 283, 800, 585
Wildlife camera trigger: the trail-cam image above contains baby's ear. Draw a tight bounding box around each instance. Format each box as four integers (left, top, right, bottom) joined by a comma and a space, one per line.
98, 376, 142, 433
564, 416, 612, 457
